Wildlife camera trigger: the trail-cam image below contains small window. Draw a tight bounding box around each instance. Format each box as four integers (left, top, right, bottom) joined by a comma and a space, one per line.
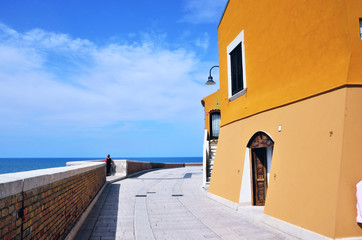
227, 30, 246, 100
360, 18, 362, 40
210, 111, 221, 140
230, 43, 244, 95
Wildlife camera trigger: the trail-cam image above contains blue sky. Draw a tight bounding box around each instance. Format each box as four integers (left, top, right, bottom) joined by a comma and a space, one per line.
0, 0, 225, 158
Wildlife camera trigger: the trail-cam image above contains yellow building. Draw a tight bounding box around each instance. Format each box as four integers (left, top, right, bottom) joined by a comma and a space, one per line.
202, 0, 362, 238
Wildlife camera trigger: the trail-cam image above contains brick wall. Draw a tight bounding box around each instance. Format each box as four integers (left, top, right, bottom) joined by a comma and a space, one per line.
0, 164, 105, 240
0, 192, 22, 240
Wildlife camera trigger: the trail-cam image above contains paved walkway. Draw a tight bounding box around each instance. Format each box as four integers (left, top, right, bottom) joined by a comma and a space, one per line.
75, 167, 301, 240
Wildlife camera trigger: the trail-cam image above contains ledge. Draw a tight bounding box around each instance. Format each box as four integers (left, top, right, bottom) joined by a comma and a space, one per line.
0, 162, 105, 199
0, 159, 201, 200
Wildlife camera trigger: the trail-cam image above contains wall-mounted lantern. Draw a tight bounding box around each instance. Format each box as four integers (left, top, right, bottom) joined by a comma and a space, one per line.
205, 65, 219, 85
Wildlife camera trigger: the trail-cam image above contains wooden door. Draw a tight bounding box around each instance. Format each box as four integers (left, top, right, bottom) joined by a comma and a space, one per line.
252, 148, 267, 206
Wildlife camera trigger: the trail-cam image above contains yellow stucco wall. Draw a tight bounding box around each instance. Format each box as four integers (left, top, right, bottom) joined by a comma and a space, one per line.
334, 87, 362, 238
217, 0, 362, 126
208, 87, 362, 238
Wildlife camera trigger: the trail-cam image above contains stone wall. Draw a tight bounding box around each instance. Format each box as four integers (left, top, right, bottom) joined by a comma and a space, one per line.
0, 162, 105, 240
92, 160, 194, 176
68, 160, 202, 177
126, 161, 184, 175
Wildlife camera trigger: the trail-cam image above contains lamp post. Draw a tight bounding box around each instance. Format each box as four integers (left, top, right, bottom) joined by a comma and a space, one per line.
205, 65, 219, 85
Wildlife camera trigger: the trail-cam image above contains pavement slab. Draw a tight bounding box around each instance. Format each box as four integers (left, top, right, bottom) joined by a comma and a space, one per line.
75, 167, 301, 240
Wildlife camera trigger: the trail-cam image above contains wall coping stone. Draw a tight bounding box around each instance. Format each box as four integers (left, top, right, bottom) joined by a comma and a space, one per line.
0, 162, 105, 199
0, 159, 200, 200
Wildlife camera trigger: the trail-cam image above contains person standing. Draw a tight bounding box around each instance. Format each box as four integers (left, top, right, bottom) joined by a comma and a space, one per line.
104, 154, 113, 176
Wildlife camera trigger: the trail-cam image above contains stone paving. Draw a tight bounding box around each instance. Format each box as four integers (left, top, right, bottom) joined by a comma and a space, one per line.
75, 167, 301, 240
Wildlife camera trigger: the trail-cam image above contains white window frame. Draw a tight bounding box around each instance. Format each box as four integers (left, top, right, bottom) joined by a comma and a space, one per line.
227, 30, 247, 101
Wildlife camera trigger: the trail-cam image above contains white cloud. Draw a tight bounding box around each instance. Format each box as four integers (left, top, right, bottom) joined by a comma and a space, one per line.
195, 32, 210, 51
181, 0, 228, 24
0, 24, 218, 136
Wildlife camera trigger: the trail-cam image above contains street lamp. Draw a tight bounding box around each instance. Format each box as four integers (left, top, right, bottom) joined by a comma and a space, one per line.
205, 65, 219, 85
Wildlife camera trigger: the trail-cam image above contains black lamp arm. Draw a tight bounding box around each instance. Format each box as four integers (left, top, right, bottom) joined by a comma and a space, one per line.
209, 65, 219, 77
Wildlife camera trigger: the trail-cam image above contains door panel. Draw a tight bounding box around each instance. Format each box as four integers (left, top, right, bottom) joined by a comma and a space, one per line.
252, 148, 267, 206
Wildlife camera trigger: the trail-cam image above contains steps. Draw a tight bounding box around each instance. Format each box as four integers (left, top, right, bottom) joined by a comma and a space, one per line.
207, 141, 217, 182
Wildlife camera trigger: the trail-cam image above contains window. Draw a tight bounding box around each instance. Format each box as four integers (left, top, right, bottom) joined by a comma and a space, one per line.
209, 111, 220, 140
227, 30, 246, 100
230, 43, 243, 95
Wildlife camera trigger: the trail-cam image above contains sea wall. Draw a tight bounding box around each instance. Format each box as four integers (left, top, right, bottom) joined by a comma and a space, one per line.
0, 162, 105, 240
123, 160, 202, 175
67, 160, 200, 176
127, 161, 183, 175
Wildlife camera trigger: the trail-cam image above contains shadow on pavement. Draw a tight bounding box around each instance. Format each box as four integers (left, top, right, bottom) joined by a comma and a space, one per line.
75, 183, 120, 240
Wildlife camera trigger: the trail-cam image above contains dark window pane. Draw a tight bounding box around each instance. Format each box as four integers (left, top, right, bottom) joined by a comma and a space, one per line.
229, 43, 243, 95
210, 112, 221, 139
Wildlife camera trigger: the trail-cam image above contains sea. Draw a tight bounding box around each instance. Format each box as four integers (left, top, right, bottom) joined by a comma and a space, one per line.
0, 157, 202, 175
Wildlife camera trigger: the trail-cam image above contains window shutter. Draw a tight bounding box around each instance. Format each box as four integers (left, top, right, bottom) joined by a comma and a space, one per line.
230, 43, 243, 95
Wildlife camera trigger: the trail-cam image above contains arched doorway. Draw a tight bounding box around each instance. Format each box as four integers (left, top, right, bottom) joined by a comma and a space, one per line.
247, 132, 274, 206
